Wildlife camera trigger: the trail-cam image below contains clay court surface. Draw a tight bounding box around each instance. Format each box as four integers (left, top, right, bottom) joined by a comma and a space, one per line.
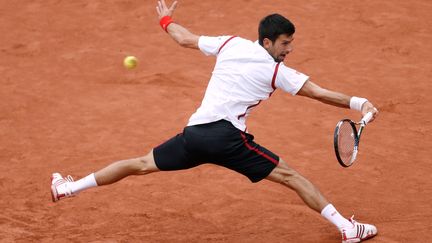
1, 0, 431, 242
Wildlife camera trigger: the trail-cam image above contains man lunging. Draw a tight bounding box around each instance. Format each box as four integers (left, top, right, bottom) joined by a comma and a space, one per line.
51, 1, 379, 242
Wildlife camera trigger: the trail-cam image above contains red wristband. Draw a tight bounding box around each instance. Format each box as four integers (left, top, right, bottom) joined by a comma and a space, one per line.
160, 16, 174, 32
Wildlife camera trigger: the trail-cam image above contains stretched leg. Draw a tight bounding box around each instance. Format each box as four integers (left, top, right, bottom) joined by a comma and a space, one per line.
95, 150, 159, 185
266, 159, 378, 242
51, 150, 159, 201
265, 159, 328, 212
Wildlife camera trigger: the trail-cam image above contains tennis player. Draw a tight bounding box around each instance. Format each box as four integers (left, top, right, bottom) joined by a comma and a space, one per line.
51, 1, 379, 242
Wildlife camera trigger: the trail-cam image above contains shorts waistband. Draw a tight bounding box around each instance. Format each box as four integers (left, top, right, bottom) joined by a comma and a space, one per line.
187, 119, 236, 129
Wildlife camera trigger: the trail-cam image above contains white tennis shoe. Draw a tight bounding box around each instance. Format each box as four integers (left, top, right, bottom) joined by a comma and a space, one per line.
51, 173, 75, 202
341, 216, 377, 243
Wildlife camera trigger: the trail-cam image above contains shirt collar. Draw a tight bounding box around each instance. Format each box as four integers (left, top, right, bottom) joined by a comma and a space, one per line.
254, 40, 277, 62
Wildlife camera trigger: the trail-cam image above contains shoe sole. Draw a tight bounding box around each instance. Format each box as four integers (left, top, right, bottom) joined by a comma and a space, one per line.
361, 232, 377, 242
343, 232, 377, 243
51, 184, 59, 202
50, 175, 59, 202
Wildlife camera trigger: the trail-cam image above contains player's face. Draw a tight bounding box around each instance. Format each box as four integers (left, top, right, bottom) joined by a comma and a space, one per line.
264, 34, 294, 62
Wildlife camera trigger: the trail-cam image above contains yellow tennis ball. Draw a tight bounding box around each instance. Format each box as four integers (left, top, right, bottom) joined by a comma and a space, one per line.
123, 56, 138, 69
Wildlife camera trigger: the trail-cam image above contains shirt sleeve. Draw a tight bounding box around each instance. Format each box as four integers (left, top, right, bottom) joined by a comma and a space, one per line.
198, 36, 234, 56
275, 63, 309, 95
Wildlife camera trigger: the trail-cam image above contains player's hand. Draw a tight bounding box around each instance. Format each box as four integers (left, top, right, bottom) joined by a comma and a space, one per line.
361, 101, 379, 123
156, 0, 178, 19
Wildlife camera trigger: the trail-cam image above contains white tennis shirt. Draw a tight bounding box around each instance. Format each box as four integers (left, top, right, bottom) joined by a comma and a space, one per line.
187, 35, 309, 132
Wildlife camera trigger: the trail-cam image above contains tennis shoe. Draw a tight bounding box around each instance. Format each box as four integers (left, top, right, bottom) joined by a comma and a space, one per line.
341, 216, 377, 243
51, 173, 75, 202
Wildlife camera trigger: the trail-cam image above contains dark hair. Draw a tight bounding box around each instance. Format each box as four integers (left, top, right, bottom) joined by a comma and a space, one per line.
258, 14, 295, 46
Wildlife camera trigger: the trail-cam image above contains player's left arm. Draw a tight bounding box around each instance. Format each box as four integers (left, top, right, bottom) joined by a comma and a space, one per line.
297, 80, 379, 122
156, 0, 200, 49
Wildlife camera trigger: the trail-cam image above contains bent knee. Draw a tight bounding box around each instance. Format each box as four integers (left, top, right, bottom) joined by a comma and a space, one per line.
135, 152, 159, 174
267, 160, 302, 186
279, 170, 303, 188
279, 168, 302, 184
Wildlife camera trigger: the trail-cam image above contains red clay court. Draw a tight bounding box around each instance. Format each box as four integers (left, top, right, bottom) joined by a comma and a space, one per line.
1, 0, 431, 242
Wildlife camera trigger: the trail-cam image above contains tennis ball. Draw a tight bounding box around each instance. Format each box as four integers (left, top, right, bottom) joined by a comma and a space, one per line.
123, 56, 138, 69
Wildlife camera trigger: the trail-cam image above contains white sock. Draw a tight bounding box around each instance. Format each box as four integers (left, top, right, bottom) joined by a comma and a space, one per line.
321, 204, 353, 229
70, 173, 98, 194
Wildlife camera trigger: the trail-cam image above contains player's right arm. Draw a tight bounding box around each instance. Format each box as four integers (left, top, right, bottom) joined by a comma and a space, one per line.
156, 0, 199, 49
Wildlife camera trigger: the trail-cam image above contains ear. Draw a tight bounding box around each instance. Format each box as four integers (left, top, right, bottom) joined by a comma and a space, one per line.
262, 38, 273, 49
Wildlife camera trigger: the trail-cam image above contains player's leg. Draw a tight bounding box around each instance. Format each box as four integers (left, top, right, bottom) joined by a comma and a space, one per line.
94, 150, 159, 185
265, 159, 328, 213
51, 130, 196, 202
51, 150, 159, 202
266, 159, 377, 242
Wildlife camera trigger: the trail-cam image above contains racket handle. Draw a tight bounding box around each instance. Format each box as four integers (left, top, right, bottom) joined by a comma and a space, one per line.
361, 112, 373, 125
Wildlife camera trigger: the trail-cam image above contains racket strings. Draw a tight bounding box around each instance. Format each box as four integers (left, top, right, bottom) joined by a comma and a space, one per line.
338, 121, 356, 164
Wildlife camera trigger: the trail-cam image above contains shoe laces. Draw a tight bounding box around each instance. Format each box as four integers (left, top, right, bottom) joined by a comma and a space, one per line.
349, 215, 357, 224
65, 175, 74, 182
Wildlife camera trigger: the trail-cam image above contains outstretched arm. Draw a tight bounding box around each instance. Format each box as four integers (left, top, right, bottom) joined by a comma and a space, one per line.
297, 80, 379, 122
156, 0, 200, 49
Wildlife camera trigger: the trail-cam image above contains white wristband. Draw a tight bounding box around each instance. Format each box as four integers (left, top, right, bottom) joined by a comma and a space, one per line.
350, 96, 368, 111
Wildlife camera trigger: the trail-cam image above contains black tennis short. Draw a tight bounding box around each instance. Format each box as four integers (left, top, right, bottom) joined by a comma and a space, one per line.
153, 120, 279, 182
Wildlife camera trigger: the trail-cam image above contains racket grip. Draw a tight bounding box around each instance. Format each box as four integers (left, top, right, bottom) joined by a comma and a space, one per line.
361, 112, 373, 125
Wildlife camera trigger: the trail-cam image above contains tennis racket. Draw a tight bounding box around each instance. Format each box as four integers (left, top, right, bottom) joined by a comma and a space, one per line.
334, 112, 373, 167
